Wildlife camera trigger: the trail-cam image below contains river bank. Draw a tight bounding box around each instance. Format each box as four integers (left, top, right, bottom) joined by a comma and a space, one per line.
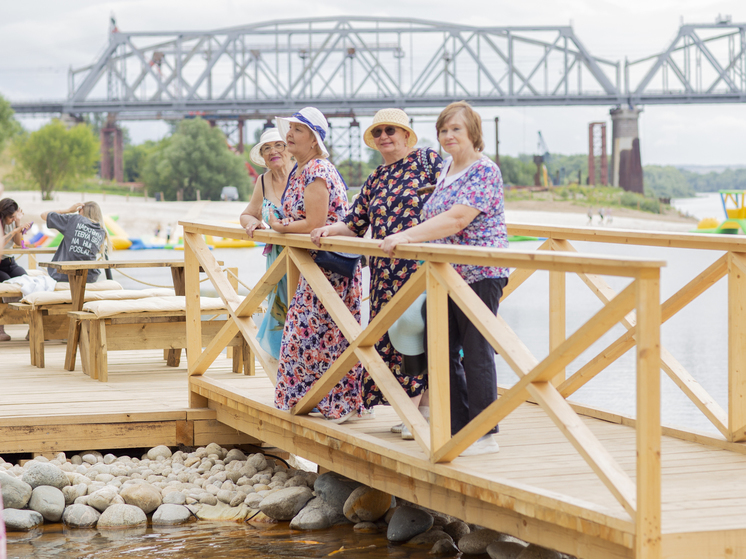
2, 190, 698, 240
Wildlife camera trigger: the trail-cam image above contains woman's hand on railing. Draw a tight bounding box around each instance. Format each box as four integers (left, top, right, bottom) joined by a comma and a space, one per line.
243, 217, 266, 238
310, 225, 332, 246
380, 231, 412, 257
268, 213, 295, 232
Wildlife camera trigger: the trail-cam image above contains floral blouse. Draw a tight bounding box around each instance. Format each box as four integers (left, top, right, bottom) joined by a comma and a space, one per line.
422, 156, 509, 283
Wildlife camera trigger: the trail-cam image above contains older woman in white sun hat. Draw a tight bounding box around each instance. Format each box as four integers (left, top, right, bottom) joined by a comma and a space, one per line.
239, 127, 294, 359
310, 108, 442, 437
270, 107, 365, 424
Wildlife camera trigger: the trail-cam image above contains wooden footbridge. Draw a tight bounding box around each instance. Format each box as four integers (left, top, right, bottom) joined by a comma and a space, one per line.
4, 221, 746, 559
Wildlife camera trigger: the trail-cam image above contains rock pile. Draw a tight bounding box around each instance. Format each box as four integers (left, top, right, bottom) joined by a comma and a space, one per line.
0, 445, 575, 558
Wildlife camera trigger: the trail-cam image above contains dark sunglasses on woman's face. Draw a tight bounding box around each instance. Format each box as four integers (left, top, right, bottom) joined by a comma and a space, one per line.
371, 126, 398, 139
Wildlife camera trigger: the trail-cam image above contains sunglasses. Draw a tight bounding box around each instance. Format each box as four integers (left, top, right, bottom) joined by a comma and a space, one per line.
371, 126, 398, 139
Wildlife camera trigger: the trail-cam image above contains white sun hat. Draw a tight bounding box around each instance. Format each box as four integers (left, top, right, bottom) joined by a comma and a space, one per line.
363, 108, 418, 150
275, 107, 330, 159
388, 293, 427, 356
248, 127, 285, 168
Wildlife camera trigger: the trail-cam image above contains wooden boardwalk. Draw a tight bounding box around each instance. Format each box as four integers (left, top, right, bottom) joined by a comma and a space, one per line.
0, 324, 258, 454
4, 323, 746, 558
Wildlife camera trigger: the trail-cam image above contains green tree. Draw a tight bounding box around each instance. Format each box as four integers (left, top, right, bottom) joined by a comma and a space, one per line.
143, 118, 251, 201
499, 155, 535, 186
643, 165, 695, 198
123, 141, 157, 183
14, 120, 99, 200
0, 94, 21, 152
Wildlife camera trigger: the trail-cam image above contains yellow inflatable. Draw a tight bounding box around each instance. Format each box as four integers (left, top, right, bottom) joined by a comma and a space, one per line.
103, 216, 133, 250
205, 235, 257, 249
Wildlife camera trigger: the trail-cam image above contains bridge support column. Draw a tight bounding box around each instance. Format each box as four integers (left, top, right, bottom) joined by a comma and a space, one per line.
610, 107, 643, 193
100, 113, 123, 183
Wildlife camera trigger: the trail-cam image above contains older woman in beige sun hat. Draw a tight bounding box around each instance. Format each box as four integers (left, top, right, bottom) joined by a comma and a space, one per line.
310, 107, 443, 436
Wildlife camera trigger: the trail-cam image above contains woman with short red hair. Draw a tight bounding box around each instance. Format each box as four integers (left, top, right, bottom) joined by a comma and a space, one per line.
381, 101, 509, 456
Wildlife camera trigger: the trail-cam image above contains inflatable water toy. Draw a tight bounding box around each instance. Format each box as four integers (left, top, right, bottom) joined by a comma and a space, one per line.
693, 191, 746, 235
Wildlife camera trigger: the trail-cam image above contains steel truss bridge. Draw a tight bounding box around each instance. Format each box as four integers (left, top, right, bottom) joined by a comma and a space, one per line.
10, 16, 746, 119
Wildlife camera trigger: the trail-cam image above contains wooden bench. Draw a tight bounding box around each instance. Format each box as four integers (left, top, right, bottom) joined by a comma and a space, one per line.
9, 287, 172, 368
69, 304, 254, 382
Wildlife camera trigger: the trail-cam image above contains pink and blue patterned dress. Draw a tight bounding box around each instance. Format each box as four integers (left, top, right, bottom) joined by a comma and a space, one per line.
273, 159, 365, 420
344, 148, 442, 407
422, 156, 509, 282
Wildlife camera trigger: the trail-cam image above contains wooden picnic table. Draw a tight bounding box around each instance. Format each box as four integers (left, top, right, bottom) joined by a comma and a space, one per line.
4, 248, 57, 270
40, 260, 194, 372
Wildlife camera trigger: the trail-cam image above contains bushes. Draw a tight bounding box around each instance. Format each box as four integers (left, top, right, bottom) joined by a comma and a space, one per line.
620, 191, 661, 213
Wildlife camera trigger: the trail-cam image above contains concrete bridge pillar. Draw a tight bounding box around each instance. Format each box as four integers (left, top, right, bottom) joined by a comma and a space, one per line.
610, 107, 643, 194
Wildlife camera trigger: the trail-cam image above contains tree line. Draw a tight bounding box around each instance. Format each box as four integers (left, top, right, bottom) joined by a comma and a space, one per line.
1, 93, 743, 202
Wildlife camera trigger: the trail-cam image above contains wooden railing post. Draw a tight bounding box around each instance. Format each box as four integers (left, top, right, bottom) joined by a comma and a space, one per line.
427, 264, 451, 454
184, 232, 207, 407
728, 252, 746, 441
27, 253, 37, 270
635, 270, 661, 559
549, 239, 566, 386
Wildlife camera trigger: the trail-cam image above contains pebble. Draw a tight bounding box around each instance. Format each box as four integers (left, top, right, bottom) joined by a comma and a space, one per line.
97, 503, 147, 529
444, 520, 470, 541
22, 462, 70, 490
120, 482, 163, 514
259, 486, 313, 520
28, 485, 66, 522
458, 528, 503, 555
289, 496, 348, 530
386, 506, 434, 542
430, 538, 461, 556
62, 504, 101, 528
343, 486, 392, 523
152, 503, 194, 526
2, 508, 44, 531
0, 472, 33, 509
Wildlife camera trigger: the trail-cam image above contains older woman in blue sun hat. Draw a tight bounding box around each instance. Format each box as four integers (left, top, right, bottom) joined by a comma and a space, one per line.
269, 107, 365, 424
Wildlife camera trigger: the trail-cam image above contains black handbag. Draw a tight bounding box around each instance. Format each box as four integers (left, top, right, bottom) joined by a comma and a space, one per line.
313, 250, 361, 278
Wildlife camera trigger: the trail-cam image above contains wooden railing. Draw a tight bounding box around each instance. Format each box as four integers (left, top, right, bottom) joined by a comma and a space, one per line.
181, 219, 664, 557
507, 223, 746, 445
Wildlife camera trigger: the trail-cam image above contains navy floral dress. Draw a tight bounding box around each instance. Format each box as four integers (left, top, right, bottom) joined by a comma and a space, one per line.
344, 148, 442, 407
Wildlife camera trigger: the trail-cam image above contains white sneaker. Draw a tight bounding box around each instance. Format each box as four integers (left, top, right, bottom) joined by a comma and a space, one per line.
401, 425, 414, 440
460, 435, 500, 456
326, 410, 356, 424
391, 422, 404, 434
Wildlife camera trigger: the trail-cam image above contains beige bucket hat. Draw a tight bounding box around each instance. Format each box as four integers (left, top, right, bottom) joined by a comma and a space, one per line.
363, 108, 418, 150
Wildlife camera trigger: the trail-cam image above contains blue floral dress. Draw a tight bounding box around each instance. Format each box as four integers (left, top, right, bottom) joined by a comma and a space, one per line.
256, 180, 288, 359
274, 160, 365, 420
344, 148, 442, 407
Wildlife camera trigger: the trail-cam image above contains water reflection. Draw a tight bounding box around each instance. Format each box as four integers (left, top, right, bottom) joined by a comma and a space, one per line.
6, 522, 437, 559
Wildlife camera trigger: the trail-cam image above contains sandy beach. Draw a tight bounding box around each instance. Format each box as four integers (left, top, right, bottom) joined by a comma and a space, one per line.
3, 190, 698, 238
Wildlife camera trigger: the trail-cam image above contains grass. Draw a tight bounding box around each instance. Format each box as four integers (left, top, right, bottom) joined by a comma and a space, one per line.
505, 184, 667, 214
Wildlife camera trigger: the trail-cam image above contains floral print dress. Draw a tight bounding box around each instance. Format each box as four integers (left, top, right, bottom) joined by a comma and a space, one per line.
344, 148, 442, 407
273, 160, 365, 420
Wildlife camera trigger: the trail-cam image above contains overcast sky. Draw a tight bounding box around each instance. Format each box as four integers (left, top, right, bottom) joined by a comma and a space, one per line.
1, 0, 745, 166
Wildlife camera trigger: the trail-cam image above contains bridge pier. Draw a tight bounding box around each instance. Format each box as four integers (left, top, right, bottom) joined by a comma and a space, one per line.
610, 107, 643, 194
100, 113, 123, 183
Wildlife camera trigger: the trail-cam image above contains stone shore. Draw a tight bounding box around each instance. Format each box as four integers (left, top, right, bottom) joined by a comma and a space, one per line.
0, 444, 576, 558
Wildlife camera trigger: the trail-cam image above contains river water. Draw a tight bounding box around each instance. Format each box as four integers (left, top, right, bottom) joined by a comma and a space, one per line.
6, 194, 733, 557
